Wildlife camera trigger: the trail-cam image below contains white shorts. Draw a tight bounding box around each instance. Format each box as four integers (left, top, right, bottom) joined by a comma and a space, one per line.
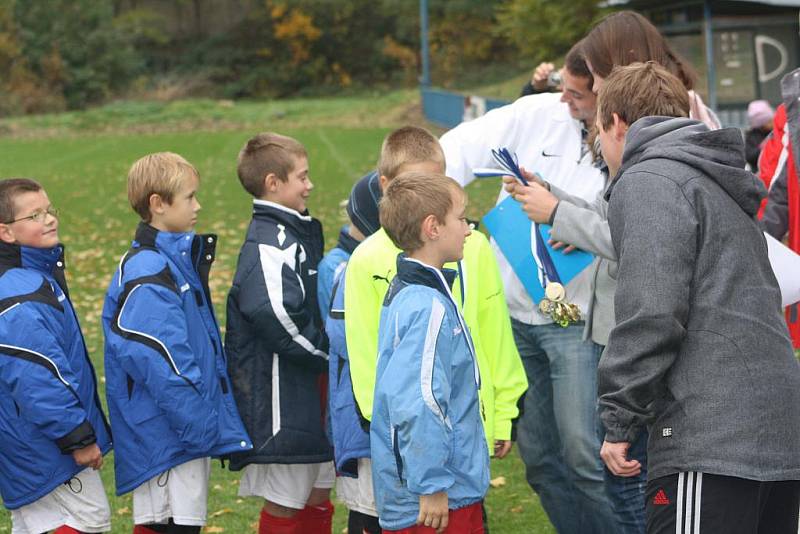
335, 458, 377, 517
238, 461, 335, 509
11, 468, 111, 534
133, 457, 210, 527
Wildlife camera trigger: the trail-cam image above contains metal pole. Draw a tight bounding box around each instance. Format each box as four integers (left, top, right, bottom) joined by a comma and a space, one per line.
420, 0, 431, 87
703, 0, 717, 110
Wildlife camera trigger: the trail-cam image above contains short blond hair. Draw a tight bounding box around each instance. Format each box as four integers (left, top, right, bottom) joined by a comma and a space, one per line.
379, 171, 464, 252
598, 62, 690, 130
127, 152, 199, 222
377, 126, 445, 180
237, 132, 307, 197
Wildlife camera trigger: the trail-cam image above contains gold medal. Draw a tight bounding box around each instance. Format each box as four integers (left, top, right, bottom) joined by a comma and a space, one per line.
539, 299, 553, 314
545, 282, 565, 302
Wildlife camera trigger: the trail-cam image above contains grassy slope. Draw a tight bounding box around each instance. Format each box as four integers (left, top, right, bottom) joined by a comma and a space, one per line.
0, 93, 554, 533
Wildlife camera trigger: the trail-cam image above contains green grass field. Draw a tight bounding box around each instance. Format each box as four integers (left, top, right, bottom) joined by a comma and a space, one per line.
0, 93, 556, 533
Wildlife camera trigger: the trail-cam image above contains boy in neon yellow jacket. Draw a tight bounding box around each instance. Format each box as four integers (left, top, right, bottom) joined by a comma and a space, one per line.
344, 126, 527, 457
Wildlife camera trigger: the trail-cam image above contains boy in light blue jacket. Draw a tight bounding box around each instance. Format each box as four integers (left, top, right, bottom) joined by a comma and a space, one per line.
371, 171, 489, 533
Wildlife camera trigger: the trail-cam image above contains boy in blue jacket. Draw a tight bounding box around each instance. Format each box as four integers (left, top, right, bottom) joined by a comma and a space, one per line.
102, 153, 251, 534
372, 172, 489, 533
323, 172, 382, 534
0, 178, 112, 534
225, 132, 334, 534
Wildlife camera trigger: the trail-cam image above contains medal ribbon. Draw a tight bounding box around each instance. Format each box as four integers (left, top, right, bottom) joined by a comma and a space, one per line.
491, 148, 563, 287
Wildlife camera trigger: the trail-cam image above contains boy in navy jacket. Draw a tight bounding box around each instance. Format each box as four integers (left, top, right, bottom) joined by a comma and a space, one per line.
225, 133, 334, 534
371, 172, 489, 533
0, 178, 112, 534
102, 153, 251, 534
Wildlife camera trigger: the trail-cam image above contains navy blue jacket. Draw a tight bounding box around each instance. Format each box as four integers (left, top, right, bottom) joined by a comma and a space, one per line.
102, 223, 251, 495
0, 242, 111, 510
226, 200, 332, 469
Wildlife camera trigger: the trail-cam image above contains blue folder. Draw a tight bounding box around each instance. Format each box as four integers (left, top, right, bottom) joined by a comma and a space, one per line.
483, 195, 593, 303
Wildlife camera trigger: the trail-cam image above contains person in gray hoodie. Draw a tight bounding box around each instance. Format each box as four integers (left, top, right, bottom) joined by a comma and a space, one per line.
596, 62, 800, 533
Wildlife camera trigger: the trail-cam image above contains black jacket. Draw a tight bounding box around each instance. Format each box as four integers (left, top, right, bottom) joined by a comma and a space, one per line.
226, 200, 332, 468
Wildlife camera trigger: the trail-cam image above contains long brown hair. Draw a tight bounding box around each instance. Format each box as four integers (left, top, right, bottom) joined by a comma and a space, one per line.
583, 11, 696, 91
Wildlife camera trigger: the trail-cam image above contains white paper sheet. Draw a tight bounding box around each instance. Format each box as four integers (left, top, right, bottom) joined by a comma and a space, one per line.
765, 232, 800, 307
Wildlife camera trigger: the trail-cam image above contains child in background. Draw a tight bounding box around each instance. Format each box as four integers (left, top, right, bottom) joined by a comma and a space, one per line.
225, 132, 334, 534
317, 171, 381, 319
102, 153, 251, 534
371, 171, 489, 533
344, 126, 526, 461
323, 172, 383, 534
0, 178, 112, 534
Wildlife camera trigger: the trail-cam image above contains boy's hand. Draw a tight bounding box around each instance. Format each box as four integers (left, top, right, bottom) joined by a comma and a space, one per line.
72, 443, 103, 470
600, 440, 641, 477
418, 491, 449, 532
494, 440, 513, 459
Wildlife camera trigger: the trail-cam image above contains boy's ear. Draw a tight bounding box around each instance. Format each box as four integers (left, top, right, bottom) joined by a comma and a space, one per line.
612, 113, 629, 141
420, 213, 440, 242
148, 193, 166, 215
264, 173, 279, 193
379, 175, 390, 193
0, 223, 15, 244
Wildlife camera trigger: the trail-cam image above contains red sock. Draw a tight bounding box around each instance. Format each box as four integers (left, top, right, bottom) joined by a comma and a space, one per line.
53, 527, 82, 534
259, 507, 303, 534
132, 526, 166, 534
297, 500, 334, 534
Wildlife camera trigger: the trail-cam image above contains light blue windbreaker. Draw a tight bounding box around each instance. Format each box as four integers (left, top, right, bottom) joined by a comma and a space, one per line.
370, 255, 489, 530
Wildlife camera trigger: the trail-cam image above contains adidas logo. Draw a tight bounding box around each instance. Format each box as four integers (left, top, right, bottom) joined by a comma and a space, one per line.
653, 489, 670, 506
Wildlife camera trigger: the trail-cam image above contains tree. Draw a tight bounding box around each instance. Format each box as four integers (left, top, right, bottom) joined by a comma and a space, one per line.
495, 0, 605, 65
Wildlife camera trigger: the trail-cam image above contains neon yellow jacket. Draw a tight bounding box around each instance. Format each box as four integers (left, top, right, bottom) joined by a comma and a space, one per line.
344, 228, 527, 453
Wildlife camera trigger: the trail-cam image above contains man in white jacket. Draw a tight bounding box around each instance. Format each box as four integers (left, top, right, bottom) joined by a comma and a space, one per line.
440, 43, 617, 534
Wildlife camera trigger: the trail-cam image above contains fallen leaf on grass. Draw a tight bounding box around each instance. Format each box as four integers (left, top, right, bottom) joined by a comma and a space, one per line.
489, 476, 506, 488
117, 506, 131, 515
203, 527, 224, 533
510, 506, 524, 513
213, 484, 223, 491
210, 508, 233, 518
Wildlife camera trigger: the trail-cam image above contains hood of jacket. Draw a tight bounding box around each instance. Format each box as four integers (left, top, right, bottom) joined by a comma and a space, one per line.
611, 116, 766, 217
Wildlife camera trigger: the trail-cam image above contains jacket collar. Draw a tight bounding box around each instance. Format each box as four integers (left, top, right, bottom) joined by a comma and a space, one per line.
336, 226, 360, 256
395, 254, 457, 300
252, 199, 315, 232
133, 222, 194, 257
0, 240, 63, 276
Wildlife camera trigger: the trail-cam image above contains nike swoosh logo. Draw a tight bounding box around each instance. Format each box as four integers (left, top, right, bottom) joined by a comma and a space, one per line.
308, 269, 317, 275
542, 151, 562, 157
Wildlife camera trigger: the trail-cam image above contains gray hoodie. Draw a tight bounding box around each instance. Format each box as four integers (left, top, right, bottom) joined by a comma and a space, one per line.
599, 116, 800, 482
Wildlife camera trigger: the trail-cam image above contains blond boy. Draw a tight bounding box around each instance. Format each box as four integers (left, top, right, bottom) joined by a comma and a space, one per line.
102, 153, 251, 533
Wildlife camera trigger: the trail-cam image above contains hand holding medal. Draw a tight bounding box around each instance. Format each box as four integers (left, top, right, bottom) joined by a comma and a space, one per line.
492, 148, 582, 327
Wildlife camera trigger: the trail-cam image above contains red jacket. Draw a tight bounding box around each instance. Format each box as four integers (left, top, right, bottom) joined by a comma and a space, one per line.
758, 103, 800, 348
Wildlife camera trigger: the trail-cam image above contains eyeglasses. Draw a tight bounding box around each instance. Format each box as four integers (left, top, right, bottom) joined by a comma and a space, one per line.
4, 206, 59, 224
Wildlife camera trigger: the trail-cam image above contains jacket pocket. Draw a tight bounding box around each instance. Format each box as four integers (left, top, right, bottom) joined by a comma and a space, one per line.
392, 425, 404, 483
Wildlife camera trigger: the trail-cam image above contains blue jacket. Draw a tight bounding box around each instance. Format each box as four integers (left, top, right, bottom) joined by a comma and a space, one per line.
317, 226, 359, 319
102, 223, 251, 495
371, 255, 489, 530
225, 200, 332, 469
325, 248, 370, 477
0, 242, 112, 510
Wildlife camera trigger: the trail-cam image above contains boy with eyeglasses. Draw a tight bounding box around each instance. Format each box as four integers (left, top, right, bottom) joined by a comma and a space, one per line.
0, 178, 112, 534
